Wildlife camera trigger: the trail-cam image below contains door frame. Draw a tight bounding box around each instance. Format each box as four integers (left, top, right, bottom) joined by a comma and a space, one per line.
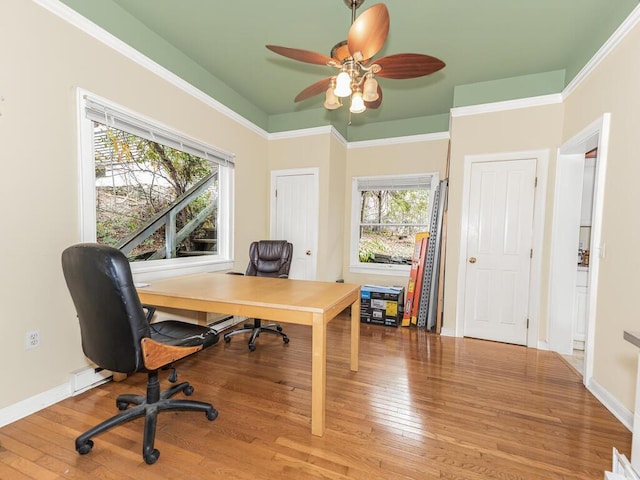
455, 150, 549, 348
269, 167, 319, 280
549, 113, 610, 386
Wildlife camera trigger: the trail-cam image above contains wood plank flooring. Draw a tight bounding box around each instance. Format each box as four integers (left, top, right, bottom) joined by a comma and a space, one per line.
0, 312, 631, 479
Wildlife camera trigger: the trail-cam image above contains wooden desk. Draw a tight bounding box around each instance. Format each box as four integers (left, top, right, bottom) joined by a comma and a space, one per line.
137, 273, 361, 436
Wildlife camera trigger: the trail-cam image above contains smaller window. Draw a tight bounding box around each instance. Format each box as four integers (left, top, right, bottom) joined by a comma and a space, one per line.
350, 173, 439, 275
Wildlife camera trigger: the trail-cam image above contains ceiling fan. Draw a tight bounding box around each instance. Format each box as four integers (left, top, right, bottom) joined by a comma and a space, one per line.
266, 0, 445, 114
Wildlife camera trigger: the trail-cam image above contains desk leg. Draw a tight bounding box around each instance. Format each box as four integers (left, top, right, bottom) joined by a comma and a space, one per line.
350, 298, 360, 372
311, 313, 326, 436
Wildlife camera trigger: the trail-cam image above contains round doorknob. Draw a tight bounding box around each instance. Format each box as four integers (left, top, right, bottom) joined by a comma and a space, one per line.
306, 250, 312, 256
469, 257, 477, 263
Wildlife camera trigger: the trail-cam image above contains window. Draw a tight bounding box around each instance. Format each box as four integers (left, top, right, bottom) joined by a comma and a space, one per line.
350, 173, 439, 275
78, 90, 234, 274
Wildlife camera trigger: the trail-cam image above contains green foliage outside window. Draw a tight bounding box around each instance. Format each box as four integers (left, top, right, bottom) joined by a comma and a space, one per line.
94, 123, 218, 260
358, 188, 430, 264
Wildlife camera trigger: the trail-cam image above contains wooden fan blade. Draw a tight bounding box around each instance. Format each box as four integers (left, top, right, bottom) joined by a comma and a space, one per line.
266, 45, 336, 66
374, 53, 445, 79
295, 77, 334, 102
364, 85, 383, 110
347, 4, 389, 61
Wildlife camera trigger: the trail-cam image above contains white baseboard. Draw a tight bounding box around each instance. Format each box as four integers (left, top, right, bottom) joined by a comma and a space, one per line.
440, 327, 456, 337
588, 377, 633, 432
0, 383, 71, 428
0, 367, 113, 428
537, 340, 549, 350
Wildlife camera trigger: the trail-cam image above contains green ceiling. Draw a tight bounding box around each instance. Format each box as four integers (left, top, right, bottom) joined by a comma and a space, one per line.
59, 0, 638, 141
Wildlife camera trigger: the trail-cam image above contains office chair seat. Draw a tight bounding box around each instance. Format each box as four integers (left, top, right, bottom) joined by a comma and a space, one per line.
62, 243, 220, 465
223, 240, 293, 351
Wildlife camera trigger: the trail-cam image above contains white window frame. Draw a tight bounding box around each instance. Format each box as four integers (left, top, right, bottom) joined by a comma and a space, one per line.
76, 89, 235, 279
350, 172, 439, 276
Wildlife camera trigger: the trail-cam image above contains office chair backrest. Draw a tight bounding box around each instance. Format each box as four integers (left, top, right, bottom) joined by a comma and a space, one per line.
246, 240, 293, 278
61, 243, 150, 375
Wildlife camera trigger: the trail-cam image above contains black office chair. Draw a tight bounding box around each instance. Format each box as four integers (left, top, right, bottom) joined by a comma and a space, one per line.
61, 243, 219, 465
223, 240, 293, 351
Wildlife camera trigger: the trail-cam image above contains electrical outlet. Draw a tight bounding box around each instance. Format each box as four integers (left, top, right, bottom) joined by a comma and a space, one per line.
26, 330, 40, 350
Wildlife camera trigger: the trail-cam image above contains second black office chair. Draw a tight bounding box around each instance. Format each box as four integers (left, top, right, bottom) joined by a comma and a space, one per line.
223, 240, 293, 351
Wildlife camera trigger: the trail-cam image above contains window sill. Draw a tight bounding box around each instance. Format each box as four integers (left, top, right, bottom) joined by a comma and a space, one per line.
132, 256, 233, 282
349, 263, 411, 276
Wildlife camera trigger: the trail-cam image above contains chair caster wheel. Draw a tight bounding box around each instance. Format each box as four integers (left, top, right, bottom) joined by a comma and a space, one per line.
224, 336, 231, 343
116, 401, 129, 410
76, 439, 94, 455
207, 408, 218, 421
276, 325, 283, 332
183, 385, 194, 396
144, 448, 160, 465
248, 343, 256, 351
283, 336, 290, 344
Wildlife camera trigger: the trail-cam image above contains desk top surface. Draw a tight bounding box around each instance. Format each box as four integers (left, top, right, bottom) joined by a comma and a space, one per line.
137, 272, 360, 314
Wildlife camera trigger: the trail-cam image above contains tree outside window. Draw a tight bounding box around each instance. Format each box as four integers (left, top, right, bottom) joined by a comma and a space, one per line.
352, 173, 438, 270
94, 123, 218, 261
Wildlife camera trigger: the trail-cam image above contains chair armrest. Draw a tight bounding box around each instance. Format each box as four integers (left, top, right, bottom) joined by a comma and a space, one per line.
140, 338, 202, 370
141, 304, 156, 322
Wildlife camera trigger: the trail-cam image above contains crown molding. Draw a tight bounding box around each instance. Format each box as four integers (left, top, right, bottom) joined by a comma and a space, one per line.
347, 131, 450, 149
563, 3, 640, 100
267, 125, 334, 140
331, 127, 349, 146
268, 126, 352, 147
450, 94, 563, 118
32, 0, 269, 139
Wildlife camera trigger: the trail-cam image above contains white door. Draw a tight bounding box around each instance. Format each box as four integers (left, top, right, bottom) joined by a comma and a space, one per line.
463, 159, 536, 345
271, 169, 318, 280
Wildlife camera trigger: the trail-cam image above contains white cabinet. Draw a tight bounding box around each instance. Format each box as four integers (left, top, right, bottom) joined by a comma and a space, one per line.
573, 269, 589, 350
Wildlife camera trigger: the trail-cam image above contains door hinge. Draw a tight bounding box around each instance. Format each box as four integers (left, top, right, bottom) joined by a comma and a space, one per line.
534, 177, 538, 188
275, 189, 277, 198
526, 318, 529, 329
530, 248, 533, 259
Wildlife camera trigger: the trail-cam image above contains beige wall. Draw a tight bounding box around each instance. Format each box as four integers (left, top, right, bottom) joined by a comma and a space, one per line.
563, 20, 640, 410
444, 104, 565, 337
342, 139, 450, 287
324, 134, 347, 281
267, 132, 344, 282
0, 0, 267, 409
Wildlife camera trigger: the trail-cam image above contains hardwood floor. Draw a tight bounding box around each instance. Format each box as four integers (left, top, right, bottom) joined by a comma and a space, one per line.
0, 312, 631, 479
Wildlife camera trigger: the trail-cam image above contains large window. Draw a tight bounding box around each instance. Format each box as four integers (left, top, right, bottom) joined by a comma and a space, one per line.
350, 173, 439, 274
78, 91, 234, 274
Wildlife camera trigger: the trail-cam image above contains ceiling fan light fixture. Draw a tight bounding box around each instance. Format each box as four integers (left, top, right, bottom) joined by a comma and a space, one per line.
266, 1, 445, 118
350, 90, 366, 113
362, 75, 379, 102
324, 87, 342, 110
334, 71, 353, 97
